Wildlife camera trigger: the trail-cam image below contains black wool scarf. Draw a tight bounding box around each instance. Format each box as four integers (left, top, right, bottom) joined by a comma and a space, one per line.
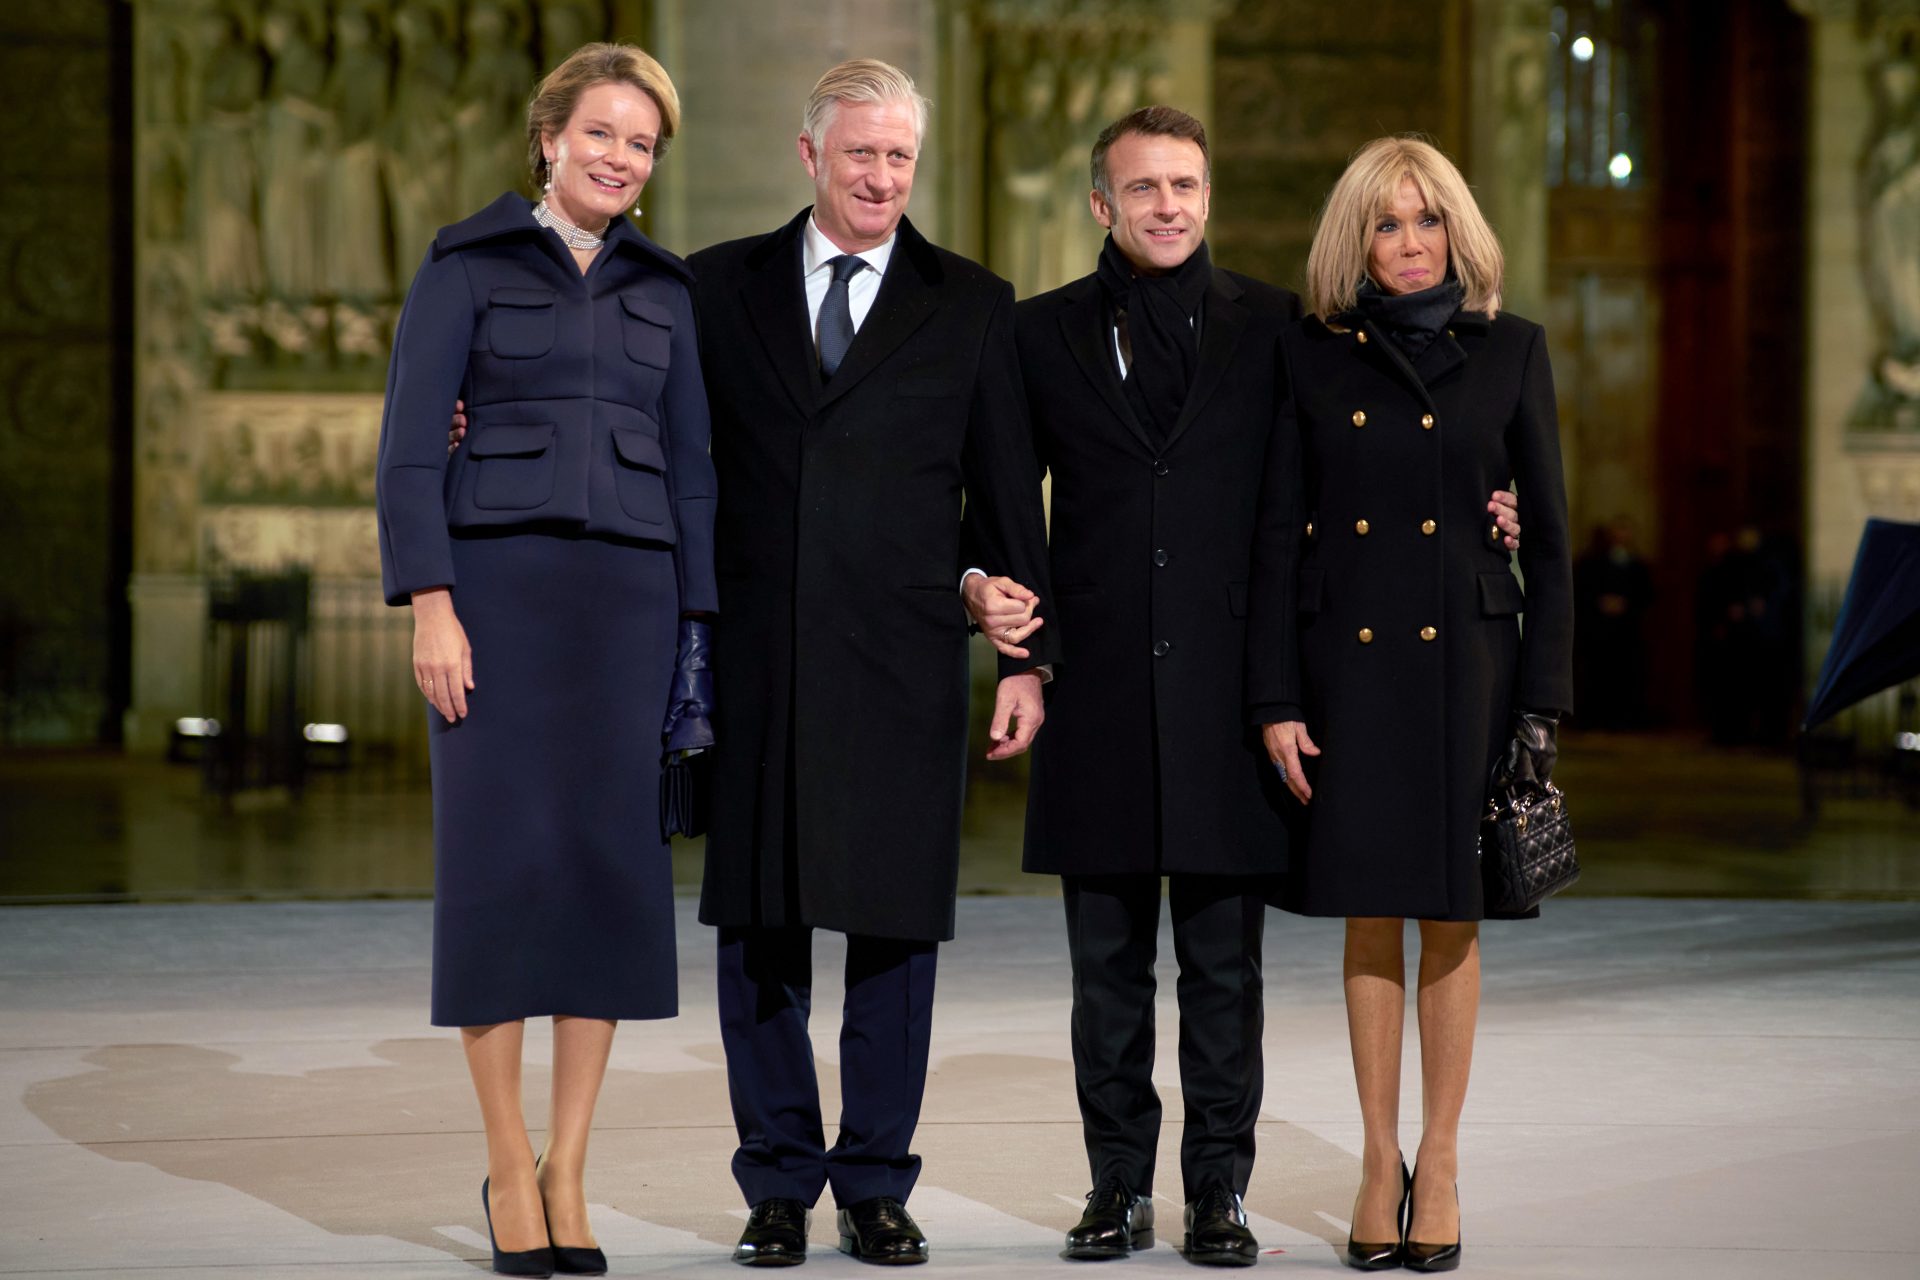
1096, 234, 1213, 438
1353, 275, 1465, 358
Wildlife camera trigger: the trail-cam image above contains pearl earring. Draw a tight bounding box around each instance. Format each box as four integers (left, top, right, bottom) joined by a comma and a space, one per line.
543, 160, 554, 194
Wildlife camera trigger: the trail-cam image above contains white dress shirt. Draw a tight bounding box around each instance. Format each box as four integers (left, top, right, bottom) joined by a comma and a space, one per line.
803, 214, 894, 351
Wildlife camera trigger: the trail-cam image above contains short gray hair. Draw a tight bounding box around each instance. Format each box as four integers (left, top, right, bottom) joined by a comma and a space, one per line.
802, 58, 930, 151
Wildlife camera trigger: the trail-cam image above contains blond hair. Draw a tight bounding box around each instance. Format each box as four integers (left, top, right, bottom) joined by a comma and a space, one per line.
527, 43, 682, 190
802, 58, 930, 151
1304, 135, 1503, 320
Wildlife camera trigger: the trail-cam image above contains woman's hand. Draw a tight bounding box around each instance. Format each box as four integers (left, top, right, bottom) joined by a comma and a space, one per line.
411, 587, 473, 722
1261, 720, 1320, 804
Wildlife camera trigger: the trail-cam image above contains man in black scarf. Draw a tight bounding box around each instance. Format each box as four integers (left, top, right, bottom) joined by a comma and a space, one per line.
965, 105, 1296, 1267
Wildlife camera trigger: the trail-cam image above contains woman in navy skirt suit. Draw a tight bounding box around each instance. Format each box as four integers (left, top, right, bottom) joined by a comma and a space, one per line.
374, 44, 716, 1276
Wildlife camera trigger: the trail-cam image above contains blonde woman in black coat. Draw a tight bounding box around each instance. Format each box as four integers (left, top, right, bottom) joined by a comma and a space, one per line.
1253, 136, 1573, 1271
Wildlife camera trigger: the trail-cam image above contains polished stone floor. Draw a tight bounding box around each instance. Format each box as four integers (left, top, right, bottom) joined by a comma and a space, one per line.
2, 896, 1917, 1277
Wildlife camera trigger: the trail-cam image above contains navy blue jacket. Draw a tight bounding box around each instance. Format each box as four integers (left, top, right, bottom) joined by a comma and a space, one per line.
376, 193, 718, 613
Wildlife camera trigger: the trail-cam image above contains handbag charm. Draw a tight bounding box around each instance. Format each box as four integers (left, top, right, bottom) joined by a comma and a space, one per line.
1478, 781, 1579, 914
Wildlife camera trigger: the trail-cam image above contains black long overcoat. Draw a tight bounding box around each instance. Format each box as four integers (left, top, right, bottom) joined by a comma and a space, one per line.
1013, 267, 1304, 876
689, 211, 1058, 942
1251, 309, 1574, 921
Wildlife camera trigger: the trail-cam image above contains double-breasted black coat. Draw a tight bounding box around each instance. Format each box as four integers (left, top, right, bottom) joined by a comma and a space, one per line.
1013, 267, 1304, 876
690, 210, 1058, 943
1250, 309, 1574, 921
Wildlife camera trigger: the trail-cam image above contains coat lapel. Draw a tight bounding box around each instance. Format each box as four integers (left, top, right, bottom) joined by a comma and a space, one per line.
1160, 269, 1250, 452
815, 215, 942, 412
740, 211, 820, 418
1059, 278, 1155, 454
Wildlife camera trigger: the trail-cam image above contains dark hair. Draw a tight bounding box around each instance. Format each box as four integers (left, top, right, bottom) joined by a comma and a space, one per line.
1090, 105, 1210, 200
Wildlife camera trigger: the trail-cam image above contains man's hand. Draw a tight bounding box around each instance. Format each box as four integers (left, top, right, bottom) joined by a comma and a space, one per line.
411, 587, 473, 723
1260, 720, 1320, 804
985, 670, 1045, 760
1489, 489, 1521, 550
963, 573, 1045, 660
448, 399, 468, 456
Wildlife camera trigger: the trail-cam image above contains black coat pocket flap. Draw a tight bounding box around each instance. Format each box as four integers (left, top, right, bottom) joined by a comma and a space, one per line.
895, 376, 959, 398
612, 428, 666, 471
468, 423, 554, 457
1298, 566, 1325, 613
1478, 569, 1526, 616
620, 293, 676, 327
489, 286, 554, 308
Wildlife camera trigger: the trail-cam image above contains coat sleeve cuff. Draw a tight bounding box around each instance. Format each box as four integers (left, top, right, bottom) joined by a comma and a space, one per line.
1247, 701, 1303, 726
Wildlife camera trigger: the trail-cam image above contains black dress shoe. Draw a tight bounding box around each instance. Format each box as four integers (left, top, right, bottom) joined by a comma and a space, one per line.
1401, 1173, 1460, 1273
1063, 1175, 1156, 1260
733, 1198, 810, 1267
1182, 1186, 1257, 1267
1343, 1159, 1408, 1270
482, 1177, 555, 1277
836, 1196, 929, 1265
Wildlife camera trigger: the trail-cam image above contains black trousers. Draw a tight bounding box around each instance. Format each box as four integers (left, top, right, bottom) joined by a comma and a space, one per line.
716, 925, 938, 1208
1062, 874, 1266, 1199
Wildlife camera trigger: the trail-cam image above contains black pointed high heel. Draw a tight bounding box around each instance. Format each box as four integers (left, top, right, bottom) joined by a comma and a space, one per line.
1343, 1158, 1408, 1269
534, 1153, 608, 1276
1401, 1169, 1460, 1273
482, 1176, 555, 1277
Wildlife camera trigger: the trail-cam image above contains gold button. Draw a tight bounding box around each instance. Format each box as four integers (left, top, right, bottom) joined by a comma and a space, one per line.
1420, 626, 1437, 641
1355, 519, 1370, 535
1491, 525, 1501, 540
1357, 330, 1369, 344
1447, 328, 1455, 338
1358, 627, 1374, 644
1305, 521, 1315, 537
1421, 414, 1435, 430
1421, 519, 1436, 535
1352, 410, 1367, 427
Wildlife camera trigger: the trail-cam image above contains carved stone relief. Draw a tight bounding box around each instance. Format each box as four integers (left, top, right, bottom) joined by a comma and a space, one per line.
1853, 12, 1920, 434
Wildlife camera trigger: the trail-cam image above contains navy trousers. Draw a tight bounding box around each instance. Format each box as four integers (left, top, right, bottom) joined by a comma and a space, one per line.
1062, 874, 1266, 1199
716, 925, 938, 1208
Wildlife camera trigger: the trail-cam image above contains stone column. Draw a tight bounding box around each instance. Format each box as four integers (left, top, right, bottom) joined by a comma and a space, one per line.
1465, 0, 1550, 321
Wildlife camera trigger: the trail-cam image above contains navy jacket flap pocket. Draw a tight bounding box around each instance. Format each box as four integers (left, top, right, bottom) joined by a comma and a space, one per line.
612, 428, 666, 471
620, 293, 676, 327
1298, 566, 1325, 614
489, 286, 554, 308
619, 294, 674, 368
895, 376, 959, 398
468, 423, 554, 457
1478, 569, 1526, 616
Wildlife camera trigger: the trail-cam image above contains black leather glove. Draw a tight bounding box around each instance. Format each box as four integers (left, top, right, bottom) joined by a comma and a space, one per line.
1491, 711, 1558, 795
662, 618, 715, 756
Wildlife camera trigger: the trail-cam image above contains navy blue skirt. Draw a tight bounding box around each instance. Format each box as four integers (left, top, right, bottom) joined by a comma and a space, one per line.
428, 526, 679, 1026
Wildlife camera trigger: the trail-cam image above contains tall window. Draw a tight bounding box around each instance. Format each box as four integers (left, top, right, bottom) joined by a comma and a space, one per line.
1548, 2, 1655, 188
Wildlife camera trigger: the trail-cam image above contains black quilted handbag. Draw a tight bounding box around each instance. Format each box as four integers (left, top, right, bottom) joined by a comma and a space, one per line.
1478, 781, 1579, 913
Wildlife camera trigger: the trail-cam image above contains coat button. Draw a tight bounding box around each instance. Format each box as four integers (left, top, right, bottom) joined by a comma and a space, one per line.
1421, 519, 1436, 535
1153, 548, 1168, 567
1305, 521, 1315, 537
1153, 640, 1171, 657
1420, 626, 1438, 641
1421, 413, 1435, 430
1491, 524, 1501, 540
1154, 460, 1169, 477
1357, 330, 1369, 344
1355, 519, 1370, 535
1357, 627, 1374, 644
1352, 410, 1367, 427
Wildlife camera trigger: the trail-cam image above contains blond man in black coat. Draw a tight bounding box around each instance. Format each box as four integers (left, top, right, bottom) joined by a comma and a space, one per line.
690, 60, 1057, 1269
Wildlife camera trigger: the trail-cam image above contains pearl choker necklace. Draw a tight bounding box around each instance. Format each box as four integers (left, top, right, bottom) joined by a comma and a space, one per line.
534, 200, 606, 250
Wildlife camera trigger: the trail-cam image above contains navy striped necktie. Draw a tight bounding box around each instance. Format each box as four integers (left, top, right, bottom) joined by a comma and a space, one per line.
817, 254, 864, 378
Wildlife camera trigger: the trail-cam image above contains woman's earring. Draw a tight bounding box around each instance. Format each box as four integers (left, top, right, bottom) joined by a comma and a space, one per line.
543, 161, 554, 194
